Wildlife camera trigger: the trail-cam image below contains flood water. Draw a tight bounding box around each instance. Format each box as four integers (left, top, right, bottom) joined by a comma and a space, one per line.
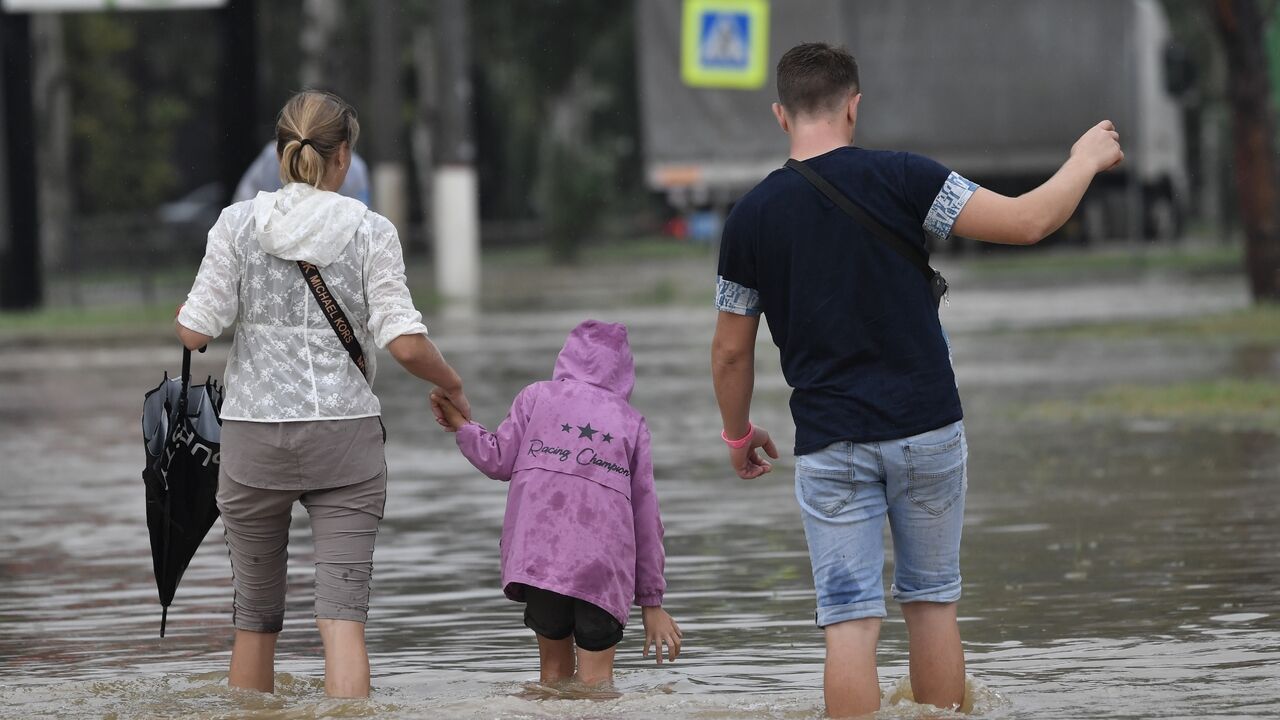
1, 273, 1277, 719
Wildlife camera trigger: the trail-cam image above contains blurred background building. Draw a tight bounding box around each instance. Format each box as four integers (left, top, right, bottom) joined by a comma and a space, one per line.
0, 0, 1275, 312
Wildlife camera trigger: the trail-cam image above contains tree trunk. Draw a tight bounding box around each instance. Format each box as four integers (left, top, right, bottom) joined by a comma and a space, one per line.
410, 25, 436, 253
300, 0, 344, 91
369, 0, 408, 231
431, 0, 480, 305
32, 13, 70, 274
537, 68, 607, 263
1213, 0, 1280, 301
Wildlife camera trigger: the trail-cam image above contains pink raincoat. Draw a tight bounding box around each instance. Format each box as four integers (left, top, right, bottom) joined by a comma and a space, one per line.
455, 320, 666, 625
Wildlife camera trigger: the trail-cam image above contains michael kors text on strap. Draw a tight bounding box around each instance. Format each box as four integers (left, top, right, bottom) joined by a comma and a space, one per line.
296, 261, 369, 380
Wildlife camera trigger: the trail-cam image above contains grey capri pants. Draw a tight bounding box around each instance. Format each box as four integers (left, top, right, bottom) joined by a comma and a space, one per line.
216, 417, 387, 633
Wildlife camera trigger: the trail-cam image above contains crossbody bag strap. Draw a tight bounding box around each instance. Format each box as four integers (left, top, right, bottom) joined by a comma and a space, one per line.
784, 157, 936, 283
296, 260, 369, 382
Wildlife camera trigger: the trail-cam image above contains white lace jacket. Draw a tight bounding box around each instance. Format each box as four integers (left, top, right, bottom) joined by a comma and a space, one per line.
178, 183, 428, 422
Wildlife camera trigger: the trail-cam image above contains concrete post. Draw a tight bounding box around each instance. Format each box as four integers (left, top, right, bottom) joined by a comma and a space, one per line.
433, 166, 480, 302
369, 0, 409, 232
432, 0, 479, 308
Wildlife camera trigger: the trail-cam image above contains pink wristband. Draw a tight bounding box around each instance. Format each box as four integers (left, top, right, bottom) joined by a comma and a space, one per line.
721, 422, 755, 449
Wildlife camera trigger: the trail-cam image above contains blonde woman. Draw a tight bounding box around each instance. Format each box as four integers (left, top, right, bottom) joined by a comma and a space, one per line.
176, 90, 468, 697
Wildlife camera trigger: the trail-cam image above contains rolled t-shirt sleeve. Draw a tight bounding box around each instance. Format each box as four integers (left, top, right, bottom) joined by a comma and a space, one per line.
714, 202, 762, 317
903, 152, 979, 244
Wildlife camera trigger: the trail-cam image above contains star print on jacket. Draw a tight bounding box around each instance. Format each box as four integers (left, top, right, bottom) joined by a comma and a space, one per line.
561, 423, 572, 433
577, 423, 597, 440
602, 433, 613, 443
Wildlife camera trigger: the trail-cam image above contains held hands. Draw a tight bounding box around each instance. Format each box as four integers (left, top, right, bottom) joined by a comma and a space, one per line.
1071, 120, 1124, 174
641, 606, 683, 664
429, 387, 471, 432
728, 425, 780, 480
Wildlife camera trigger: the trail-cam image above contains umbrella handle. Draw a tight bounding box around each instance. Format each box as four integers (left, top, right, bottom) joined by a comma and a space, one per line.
178, 347, 192, 420
157, 347, 196, 639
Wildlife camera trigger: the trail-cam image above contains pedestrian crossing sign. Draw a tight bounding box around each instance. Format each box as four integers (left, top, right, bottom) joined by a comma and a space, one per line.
681, 0, 769, 89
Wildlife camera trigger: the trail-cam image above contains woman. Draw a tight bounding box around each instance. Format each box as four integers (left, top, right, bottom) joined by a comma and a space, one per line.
175, 90, 469, 698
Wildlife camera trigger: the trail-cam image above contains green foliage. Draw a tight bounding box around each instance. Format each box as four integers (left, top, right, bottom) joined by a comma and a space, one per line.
1159, 0, 1223, 94
472, 0, 643, 260
1162, 0, 1280, 119
64, 11, 218, 214
539, 136, 617, 261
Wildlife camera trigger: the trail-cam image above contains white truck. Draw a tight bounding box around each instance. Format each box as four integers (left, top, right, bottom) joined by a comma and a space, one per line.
636, 0, 1189, 244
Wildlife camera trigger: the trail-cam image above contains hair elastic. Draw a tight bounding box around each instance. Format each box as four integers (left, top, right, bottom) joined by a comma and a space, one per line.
298, 138, 314, 150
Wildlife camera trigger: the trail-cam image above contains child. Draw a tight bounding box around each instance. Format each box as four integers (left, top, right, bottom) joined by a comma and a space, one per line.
431, 320, 681, 685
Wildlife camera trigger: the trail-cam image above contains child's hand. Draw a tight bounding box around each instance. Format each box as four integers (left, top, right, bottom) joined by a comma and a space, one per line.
429, 388, 468, 432
641, 606, 682, 664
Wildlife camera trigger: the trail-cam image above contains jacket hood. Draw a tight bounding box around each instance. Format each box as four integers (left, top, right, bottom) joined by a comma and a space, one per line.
252, 183, 368, 267
552, 320, 635, 399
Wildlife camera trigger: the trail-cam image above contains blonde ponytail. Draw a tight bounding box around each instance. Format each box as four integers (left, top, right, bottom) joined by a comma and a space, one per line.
275, 91, 361, 187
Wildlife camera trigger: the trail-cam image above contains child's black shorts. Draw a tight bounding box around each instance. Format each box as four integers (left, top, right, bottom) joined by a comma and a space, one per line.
520, 585, 623, 652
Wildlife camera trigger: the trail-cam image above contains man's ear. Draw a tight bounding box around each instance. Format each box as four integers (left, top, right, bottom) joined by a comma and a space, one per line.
772, 102, 791, 134
847, 92, 862, 125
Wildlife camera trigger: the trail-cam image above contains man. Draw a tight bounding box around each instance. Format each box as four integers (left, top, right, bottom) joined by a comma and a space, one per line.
234, 140, 371, 205
710, 43, 1122, 717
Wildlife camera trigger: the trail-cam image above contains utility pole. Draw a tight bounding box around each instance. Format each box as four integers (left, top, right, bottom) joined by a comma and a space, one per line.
33, 12, 70, 274
0, 8, 42, 310
299, 0, 342, 91
432, 0, 479, 308
369, 0, 408, 231
0, 12, 11, 307
410, 26, 436, 255
219, 0, 258, 206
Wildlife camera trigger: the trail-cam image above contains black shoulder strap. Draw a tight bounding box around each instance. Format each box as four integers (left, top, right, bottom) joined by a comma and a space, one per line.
784, 157, 935, 283
296, 261, 369, 382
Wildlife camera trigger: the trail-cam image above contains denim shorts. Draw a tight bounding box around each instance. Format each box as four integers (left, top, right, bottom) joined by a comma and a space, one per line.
795, 420, 967, 627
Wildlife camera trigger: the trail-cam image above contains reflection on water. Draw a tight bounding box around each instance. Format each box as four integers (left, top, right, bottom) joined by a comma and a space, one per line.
0, 306, 1277, 719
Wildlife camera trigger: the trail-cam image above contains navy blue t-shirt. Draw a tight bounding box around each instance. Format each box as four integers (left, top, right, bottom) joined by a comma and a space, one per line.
715, 146, 979, 455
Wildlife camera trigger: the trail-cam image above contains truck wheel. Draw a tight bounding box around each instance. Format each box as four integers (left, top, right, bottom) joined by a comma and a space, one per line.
1080, 197, 1107, 246
1145, 189, 1180, 242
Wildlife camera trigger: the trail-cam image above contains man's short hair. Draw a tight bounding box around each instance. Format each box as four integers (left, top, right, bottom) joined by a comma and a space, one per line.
776, 43, 860, 116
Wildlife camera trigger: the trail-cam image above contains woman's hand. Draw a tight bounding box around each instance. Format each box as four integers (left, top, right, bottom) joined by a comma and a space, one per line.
430, 387, 470, 431
641, 606, 683, 664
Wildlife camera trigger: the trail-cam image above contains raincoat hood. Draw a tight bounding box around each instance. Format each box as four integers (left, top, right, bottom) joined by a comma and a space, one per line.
552, 320, 635, 400
252, 183, 368, 267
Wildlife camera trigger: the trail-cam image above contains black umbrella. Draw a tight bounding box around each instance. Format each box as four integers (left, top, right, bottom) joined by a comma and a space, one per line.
141, 346, 223, 637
